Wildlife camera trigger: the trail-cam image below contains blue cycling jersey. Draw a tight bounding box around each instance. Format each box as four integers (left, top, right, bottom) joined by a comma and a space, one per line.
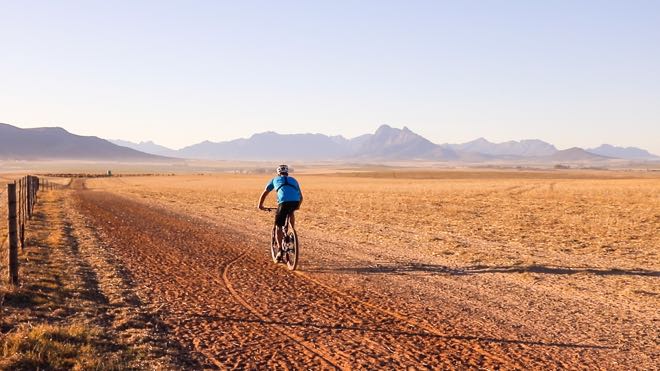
265, 176, 302, 204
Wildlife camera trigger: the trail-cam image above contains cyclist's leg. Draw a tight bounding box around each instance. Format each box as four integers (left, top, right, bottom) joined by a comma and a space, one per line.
289, 201, 300, 229
275, 204, 286, 248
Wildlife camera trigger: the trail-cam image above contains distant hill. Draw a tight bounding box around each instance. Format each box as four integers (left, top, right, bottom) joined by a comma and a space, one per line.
545, 147, 611, 162
0, 123, 168, 161
447, 138, 557, 157
110, 139, 180, 157
178, 132, 348, 160
351, 125, 457, 160
587, 144, 659, 160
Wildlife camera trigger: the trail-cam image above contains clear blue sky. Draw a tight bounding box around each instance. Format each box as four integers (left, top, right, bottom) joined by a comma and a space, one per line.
1, 1, 659, 152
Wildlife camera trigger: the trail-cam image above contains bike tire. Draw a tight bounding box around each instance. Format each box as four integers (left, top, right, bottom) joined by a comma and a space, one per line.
270, 225, 279, 263
285, 228, 299, 271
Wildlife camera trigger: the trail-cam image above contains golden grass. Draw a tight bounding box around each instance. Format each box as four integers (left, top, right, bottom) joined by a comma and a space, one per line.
327, 168, 660, 180
0, 323, 127, 370
88, 171, 660, 270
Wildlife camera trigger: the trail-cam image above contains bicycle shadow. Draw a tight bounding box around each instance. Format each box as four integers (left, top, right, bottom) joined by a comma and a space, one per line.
306, 263, 659, 278
190, 313, 613, 350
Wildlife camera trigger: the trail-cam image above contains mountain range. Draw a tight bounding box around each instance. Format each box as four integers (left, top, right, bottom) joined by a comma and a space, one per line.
1, 122, 657, 163
111, 125, 459, 161
444, 137, 557, 157
112, 124, 659, 162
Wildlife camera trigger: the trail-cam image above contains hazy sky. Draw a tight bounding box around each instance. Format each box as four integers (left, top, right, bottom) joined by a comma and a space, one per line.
1, 1, 659, 152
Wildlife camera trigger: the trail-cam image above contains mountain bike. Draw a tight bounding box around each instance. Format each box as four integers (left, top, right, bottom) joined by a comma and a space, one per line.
263, 208, 299, 271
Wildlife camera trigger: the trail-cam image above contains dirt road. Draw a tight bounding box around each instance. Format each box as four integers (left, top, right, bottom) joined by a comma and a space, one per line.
68, 180, 649, 369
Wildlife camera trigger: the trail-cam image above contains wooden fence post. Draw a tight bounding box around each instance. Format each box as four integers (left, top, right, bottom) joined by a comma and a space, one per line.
24, 177, 27, 218
22, 178, 26, 245
18, 178, 22, 248
8, 182, 19, 285
23, 177, 27, 221
27, 176, 32, 219
20, 178, 24, 249
34, 176, 38, 210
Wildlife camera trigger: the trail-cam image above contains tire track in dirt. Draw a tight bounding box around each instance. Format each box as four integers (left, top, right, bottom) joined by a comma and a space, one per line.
223, 249, 518, 369
291, 270, 516, 366
221, 252, 346, 368
71, 181, 518, 369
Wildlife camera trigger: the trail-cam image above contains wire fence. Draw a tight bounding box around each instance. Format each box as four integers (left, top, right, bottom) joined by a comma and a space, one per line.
1, 175, 52, 285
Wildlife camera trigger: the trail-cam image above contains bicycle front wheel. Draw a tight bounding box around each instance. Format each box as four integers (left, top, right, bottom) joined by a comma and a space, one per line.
270, 225, 279, 263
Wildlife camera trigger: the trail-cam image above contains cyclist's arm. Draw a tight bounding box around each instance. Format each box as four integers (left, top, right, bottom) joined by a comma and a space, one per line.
297, 192, 303, 209
257, 189, 270, 210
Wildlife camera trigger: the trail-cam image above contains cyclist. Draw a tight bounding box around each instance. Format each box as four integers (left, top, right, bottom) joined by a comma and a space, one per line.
257, 164, 303, 259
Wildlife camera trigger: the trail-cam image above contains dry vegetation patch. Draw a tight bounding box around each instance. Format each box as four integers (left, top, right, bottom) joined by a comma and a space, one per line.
0, 323, 122, 370
0, 189, 164, 370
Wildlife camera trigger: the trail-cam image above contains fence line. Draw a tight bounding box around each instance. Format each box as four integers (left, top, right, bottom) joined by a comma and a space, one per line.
2, 175, 51, 285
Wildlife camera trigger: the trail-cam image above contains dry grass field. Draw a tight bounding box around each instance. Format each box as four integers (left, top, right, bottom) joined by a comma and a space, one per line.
78, 169, 659, 369
88, 170, 659, 270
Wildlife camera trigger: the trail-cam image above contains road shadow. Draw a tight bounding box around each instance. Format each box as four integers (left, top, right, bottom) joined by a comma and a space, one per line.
307, 263, 659, 278
189, 314, 613, 351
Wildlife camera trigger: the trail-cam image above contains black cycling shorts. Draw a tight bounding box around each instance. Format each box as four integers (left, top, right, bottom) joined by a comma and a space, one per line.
275, 201, 299, 227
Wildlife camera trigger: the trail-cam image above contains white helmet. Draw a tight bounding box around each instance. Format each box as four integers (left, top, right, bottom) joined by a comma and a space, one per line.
276, 164, 289, 175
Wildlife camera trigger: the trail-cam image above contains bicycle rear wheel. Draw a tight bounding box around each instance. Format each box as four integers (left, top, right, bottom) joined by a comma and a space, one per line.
283, 228, 298, 271
270, 225, 279, 263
